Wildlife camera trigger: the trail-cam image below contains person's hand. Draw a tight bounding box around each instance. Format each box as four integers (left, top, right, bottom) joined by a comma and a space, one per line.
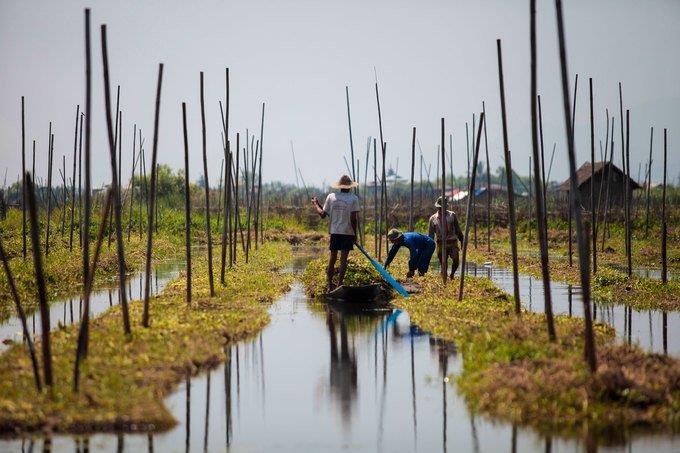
406, 270, 415, 278
311, 196, 319, 206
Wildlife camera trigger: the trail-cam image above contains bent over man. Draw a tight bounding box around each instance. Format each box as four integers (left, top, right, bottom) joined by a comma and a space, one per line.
312, 175, 360, 292
428, 196, 464, 278
384, 229, 436, 278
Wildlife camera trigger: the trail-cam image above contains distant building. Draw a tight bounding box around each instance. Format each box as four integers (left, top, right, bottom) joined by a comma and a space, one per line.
556, 161, 641, 210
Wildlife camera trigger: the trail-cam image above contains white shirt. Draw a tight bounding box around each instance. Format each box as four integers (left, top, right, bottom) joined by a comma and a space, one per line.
322, 192, 360, 235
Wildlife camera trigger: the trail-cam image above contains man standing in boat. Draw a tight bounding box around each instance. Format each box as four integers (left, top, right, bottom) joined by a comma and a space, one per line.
428, 196, 464, 278
311, 175, 360, 293
384, 229, 436, 278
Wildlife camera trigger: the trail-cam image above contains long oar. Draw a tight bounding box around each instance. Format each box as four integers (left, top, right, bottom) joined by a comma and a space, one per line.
355, 243, 409, 298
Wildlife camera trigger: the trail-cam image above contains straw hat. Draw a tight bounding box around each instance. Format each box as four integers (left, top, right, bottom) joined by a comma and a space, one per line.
331, 174, 359, 189
387, 228, 403, 241
434, 196, 450, 208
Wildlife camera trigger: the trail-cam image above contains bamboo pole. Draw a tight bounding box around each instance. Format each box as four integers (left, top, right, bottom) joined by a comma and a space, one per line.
595, 110, 610, 251
182, 103, 192, 304
625, 109, 632, 276
26, 174, 53, 387
644, 127, 653, 238
199, 72, 215, 297
0, 236, 41, 391
127, 124, 137, 242
373, 138, 378, 256
531, 0, 555, 336
101, 25, 131, 335
661, 129, 668, 284
142, 63, 164, 328
409, 127, 416, 230
458, 113, 484, 299
217, 159, 224, 228
589, 78, 597, 274
233, 133, 240, 263
219, 98, 229, 278
555, 0, 597, 372
255, 103, 264, 247
69, 105, 79, 250
537, 95, 547, 216
496, 39, 521, 311
45, 124, 53, 255
74, 189, 113, 391
346, 86, 356, 181
440, 119, 447, 285
21, 97, 27, 259
601, 117, 615, 251
482, 101, 491, 252
83, 9, 92, 292
381, 142, 387, 261
60, 155, 67, 238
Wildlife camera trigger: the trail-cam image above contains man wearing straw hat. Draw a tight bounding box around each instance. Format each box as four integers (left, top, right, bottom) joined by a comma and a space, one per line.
311, 175, 360, 292
428, 196, 464, 278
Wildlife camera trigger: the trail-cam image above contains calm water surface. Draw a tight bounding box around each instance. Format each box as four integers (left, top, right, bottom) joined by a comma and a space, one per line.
1, 250, 678, 452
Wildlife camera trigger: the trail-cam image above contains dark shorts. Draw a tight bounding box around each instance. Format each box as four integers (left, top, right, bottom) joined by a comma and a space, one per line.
329, 234, 355, 251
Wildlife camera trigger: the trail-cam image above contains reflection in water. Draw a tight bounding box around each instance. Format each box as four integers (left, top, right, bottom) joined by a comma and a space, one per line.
4, 282, 680, 452
467, 262, 680, 356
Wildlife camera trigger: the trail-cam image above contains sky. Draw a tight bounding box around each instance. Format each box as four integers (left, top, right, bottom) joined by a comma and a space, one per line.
1, 0, 679, 190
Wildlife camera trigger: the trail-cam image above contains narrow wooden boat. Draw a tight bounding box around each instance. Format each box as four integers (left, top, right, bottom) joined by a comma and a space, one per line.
325, 284, 387, 303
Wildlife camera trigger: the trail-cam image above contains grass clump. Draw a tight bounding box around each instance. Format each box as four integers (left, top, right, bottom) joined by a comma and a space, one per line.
301, 256, 384, 297
395, 274, 680, 438
0, 242, 292, 434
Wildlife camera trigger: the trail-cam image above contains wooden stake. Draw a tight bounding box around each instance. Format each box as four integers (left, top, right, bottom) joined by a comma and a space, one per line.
26, 174, 53, 387
496, 39, 521, 310
255, 103, 265, 248
482, 101, 491, 252
101, 24, 131, 335
74, 189, 113, 391
441, 118, 447, 285
555, 0, 597, 372
589, 78, 597, 274
69, 105, 79, 251
625, 109, 632, 276
458, 113, 484, 300
83, 9, 92, 291
644, 127, 653, 238
661, 129, 668, 284
531, 0, 555, 335
142, 63, 164, 328
199, 72, 215, 297
409, 127, 416, 230
373, 138, 378, 256
127, 124, 137, 242
45, 124, 53, 255
0, 236, 41, 391
182, 103, 192, 304
346, 86, 356, 181
21, 97, 27, 259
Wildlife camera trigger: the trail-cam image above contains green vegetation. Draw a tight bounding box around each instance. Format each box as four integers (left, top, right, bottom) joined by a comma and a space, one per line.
301, 255, 385, 298
0, 242, 292, 434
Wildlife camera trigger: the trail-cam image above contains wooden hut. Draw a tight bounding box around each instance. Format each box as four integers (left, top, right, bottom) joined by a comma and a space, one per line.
556, 161, 641, 210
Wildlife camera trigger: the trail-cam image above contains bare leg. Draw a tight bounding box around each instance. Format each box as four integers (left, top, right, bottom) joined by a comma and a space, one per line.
337, 250, 350, 287
327, 250, 338, 291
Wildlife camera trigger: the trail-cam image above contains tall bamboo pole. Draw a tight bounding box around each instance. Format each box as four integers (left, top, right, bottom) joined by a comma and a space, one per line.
644, 127, 653, 238
555, 0, 597, 372
441, 119, 447, 285
142, 63, 164, 328
601, 117, 615, 251
0, 236, 41, 391
45, 124, 53, 255
625, 109, 632, 276
538, 95, 547, 215
26, 175, 53, 387
77, 113, 83, 247
255, 103, 265, 248
21, 97, 27, 259
531, 0, 555, 336
127, 124, 137, 242
458, 114, 484, 300
83, 9, 92, 293
661, 129, 668, 284
233, 133, 240, 263
199, 72, 215, 297
346, 86, 356, 181
69, 105, 79, 251
409, 127, 416, 230
482, 101, 491, 252
373, 138, 378, 256
589, 78, 597, 274
182, 103, 192, 304
74, 189, 113, 391
101, 24, 131, 335
496, 39, 521, 311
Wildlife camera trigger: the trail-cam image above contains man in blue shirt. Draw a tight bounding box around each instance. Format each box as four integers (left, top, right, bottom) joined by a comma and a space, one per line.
384, 229, 436, 278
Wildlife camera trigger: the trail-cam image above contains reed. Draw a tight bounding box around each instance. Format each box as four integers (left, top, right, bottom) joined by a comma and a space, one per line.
182, 103, 192, 304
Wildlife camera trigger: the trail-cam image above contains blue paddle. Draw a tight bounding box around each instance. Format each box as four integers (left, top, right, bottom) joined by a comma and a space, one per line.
355, 243, 410, 298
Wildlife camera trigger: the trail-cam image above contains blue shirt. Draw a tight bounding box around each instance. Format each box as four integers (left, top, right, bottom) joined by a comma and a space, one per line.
384, 232, 435, 270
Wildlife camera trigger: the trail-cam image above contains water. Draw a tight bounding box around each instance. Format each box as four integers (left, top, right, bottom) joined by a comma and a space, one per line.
3, 283, 679, 452
0, 261, 184, 351
465, 262, 680, 356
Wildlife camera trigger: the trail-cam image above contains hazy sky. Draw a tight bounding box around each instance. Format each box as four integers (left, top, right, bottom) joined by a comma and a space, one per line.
1, 0, 679, 190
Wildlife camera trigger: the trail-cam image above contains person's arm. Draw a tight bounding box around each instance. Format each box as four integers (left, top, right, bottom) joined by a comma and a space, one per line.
454, 214, 464, 243
350, 211, 358, 237
428, 217, 435, 240
311, 196, 327, 218
384, 243, 400, 268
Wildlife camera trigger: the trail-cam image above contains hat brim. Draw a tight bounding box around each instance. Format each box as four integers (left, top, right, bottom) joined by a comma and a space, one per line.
435, 201, 447, 208
331, 182, 359, 189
